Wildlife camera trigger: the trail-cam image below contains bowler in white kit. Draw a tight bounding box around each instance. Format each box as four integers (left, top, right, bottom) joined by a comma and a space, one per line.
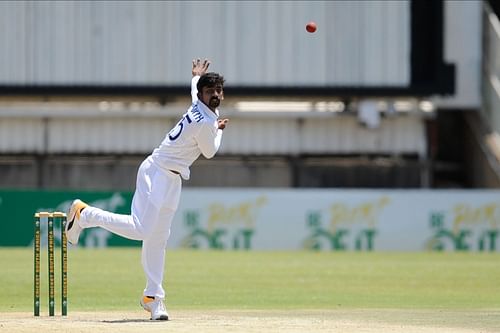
65, 59, 228, 320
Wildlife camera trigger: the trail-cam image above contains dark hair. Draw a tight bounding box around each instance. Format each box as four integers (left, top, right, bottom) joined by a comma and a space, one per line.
197, 72, 225, 91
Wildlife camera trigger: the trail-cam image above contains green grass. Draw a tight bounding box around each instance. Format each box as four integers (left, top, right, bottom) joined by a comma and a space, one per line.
1, 248, 499, 312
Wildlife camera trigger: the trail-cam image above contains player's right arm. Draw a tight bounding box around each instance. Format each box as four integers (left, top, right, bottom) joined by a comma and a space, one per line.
191, 77, 200, 104
191, 59, 210, 104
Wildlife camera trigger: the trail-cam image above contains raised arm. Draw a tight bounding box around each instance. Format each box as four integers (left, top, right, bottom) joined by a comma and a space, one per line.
191, 59, 210, 103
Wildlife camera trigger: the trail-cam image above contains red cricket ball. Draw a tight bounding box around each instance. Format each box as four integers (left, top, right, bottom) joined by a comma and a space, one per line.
306, 21, 317, 33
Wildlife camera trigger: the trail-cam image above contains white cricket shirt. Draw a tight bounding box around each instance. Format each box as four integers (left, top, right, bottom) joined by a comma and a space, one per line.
151, 76, 223, 180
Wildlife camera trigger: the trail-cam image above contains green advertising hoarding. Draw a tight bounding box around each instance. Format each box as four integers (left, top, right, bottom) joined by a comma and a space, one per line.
0, 190, 138, 247
2, 189, 500, 251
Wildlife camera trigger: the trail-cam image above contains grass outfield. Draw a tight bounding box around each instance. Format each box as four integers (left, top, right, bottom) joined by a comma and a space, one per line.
1, 248, 499, 312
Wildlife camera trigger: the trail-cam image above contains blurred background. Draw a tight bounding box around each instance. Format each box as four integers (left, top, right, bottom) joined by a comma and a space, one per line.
0, 0, 499, 251
0, 0, 497, 190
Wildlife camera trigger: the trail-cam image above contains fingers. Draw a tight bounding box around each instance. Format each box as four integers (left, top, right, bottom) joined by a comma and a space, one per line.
192, 58, 211, 77
218, 118, 229, 129
192, 58, 211, 70
203, 59, 210, 70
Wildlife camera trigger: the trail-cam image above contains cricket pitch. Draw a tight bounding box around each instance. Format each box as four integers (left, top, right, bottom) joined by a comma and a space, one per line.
1, 309, 498, 333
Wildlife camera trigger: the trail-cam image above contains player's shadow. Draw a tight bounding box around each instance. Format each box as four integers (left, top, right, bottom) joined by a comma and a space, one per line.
102, 319, 167, 323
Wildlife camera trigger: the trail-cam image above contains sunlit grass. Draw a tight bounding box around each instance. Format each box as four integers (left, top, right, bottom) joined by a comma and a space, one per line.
1, 248, 499, 312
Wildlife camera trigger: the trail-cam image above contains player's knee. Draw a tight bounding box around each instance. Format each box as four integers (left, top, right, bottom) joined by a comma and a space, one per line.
146, 224, 171, 242
137, 224, 154, 239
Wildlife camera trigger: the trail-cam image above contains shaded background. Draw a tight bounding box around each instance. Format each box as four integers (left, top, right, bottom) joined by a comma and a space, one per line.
1, 0, 497, 190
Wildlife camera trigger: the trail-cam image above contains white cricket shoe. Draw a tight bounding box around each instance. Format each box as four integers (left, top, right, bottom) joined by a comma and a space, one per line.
140, 296, 169, 320
65, 199, 88, 245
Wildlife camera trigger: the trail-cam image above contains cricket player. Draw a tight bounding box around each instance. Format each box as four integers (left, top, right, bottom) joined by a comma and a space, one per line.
65, 59, 228, 320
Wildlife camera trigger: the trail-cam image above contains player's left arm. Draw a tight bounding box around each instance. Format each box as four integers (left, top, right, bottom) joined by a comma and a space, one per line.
195, 122, 224, 159
218, 118, 229, 129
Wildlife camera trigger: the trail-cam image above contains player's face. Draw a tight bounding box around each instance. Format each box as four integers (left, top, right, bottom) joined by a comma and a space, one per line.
199, 84, 224, 111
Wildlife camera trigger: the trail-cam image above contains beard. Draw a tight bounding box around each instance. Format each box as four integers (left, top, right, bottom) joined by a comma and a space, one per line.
209, 98, 220, 108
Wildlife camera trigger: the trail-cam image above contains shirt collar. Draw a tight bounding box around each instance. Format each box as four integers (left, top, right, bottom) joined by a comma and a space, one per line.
197, 100, 219, 119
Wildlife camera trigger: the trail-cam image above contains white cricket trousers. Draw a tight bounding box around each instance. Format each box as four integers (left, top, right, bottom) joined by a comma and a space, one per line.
78, 156, 182, 299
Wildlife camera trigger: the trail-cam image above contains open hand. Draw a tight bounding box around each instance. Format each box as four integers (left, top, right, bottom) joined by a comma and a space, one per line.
192, 58, 210, 77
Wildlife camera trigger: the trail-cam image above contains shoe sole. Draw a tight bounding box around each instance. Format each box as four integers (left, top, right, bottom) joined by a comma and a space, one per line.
65, 200, 82, 245
152, 315, 169, 321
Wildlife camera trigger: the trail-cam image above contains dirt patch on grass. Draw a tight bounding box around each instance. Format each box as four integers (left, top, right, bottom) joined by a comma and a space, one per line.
1, 309, 498, 333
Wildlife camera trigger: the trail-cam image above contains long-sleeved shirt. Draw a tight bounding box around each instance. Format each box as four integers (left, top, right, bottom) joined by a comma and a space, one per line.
151, 76, 223, 180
